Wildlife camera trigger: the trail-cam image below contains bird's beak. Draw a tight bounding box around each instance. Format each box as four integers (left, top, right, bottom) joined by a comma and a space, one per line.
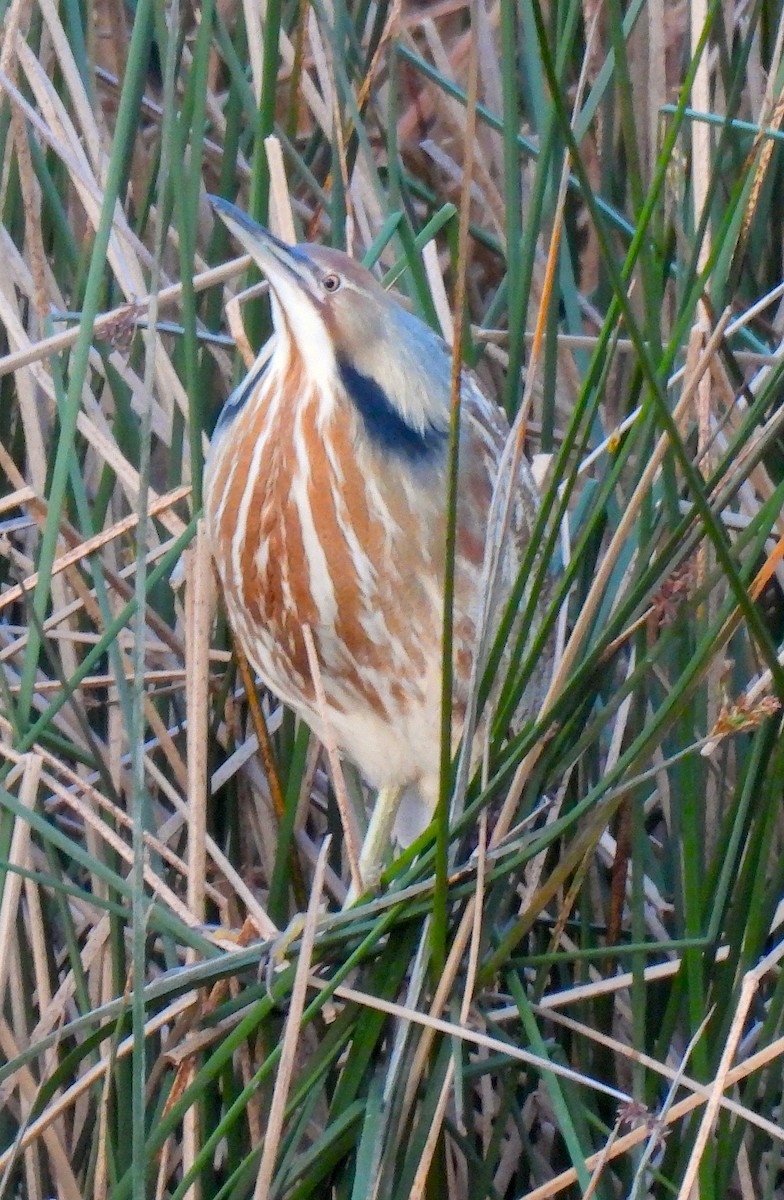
208, 195, 316, 294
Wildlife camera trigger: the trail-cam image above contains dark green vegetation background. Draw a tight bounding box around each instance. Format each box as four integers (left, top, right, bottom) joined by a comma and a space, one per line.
1, 0, 784, 1196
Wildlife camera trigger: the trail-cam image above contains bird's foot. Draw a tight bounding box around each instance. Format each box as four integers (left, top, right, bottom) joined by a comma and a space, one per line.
343, 864, 384, 909
261, 912, 307, 993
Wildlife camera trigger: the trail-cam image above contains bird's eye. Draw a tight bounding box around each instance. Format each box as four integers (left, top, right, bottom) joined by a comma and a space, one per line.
323, 273, 342, 293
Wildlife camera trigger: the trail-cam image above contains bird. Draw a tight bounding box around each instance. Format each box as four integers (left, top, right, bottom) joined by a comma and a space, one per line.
204, 195, 550, 897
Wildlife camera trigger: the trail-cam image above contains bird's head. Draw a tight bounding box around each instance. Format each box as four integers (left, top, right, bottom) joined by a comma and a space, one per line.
210, 195, 451, 462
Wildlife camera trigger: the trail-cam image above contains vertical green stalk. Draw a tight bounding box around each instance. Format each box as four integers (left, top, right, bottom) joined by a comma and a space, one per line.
16, 0, 155, 729
500, 0, 523, 415
177, 0, 215, 508
250, 0, 284, 226
130, 2, 180, 1191
432, 3, 480, 975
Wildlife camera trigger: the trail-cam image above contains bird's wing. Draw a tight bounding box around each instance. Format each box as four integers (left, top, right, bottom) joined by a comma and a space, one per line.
457, 369, 554, 726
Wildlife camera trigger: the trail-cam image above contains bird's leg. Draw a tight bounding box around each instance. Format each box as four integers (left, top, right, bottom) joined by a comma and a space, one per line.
343, 784, 404, 906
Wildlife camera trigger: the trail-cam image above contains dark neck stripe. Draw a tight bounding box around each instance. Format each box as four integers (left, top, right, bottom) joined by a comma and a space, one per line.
337, 357, 446, 463
213, 357, 269, 436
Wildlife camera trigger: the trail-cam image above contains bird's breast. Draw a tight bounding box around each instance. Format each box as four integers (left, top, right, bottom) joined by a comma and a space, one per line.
204, 379, 456, 734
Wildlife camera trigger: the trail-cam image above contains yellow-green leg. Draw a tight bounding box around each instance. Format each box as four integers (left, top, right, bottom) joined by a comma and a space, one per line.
344, 784, 403, 906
